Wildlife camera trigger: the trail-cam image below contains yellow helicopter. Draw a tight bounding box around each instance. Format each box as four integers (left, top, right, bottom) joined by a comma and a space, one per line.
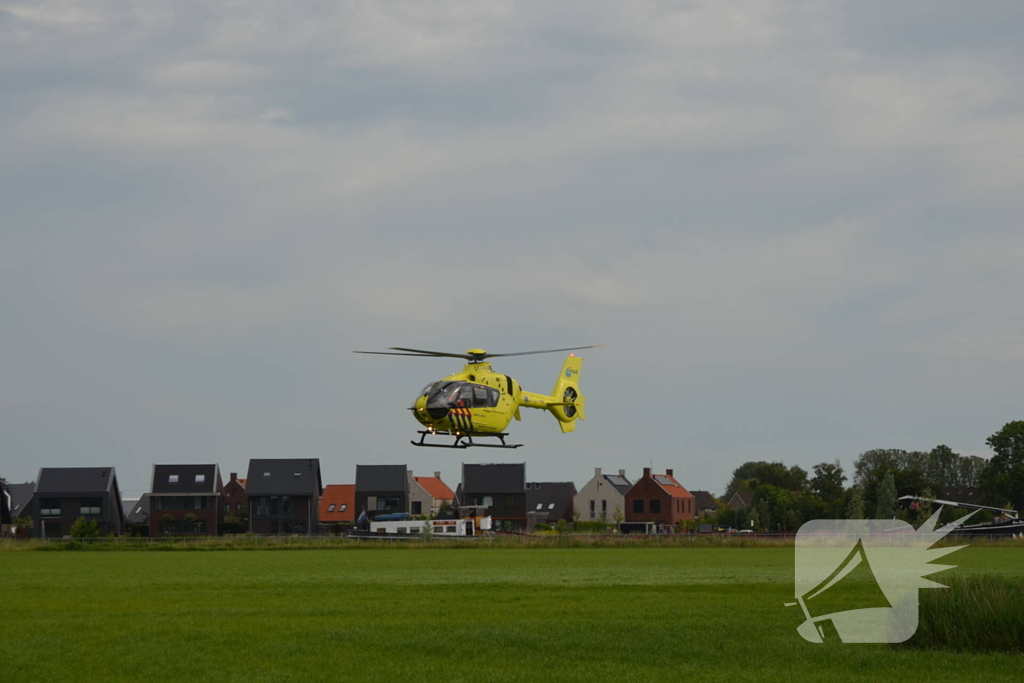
353, 346, 599, 448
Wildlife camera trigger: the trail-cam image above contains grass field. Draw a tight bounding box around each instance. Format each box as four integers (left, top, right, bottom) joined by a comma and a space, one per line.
2, 546, 1021, 682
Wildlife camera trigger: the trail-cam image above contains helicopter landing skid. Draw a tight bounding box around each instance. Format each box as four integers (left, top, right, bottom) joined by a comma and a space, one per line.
411, 431, 523, 449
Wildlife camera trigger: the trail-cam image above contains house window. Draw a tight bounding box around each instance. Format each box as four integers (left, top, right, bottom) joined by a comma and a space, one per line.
236, 503, 243, 512
224, 504, 230, 515
650, 499, 661, 514
589, 500, 595, 519
601, 500, 607, 514
377, 497, 400, 511
263, 472, 271, 477
445, 525, 456, 533
195, 474, 205, 484
340, 504, 347, 512
412, 501, 422, 515
633, 499, 644, 514
294, 472, 301, 477
483, 496, 493, 507
80, 498, 101, 515
328, 504, 336, 513
40, 499, 61, 517
168, 475, 179, 483
536, 503, 543, 510
548, 503, 555, 510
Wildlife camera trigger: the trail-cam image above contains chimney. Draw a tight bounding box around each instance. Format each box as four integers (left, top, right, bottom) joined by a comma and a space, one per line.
643, 467, 651, 477
230, 472, 237, 482
619, 469, 626, 478
434, 471, 441, 479
666, 469, 673, 477
594, 467, 602, 479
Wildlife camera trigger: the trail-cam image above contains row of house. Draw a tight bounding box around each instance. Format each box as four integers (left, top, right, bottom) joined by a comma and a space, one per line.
2, 463, 717, 537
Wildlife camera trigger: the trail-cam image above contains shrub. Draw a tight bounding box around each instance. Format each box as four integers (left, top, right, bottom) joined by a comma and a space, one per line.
69, 516, 100, 538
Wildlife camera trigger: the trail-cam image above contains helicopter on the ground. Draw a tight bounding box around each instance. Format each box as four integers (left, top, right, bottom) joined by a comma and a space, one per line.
353, 346, 599, 448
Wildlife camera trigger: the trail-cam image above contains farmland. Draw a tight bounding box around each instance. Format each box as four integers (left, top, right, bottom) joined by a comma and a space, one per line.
2, 546, 1021, 682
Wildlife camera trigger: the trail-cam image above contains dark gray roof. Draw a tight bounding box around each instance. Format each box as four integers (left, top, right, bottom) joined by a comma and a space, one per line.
602, 474, 632, 495
8, 483, 34, 517
463, 463, 525, 494
355, 465, 408, 492
151, 464, 220, 494
526, 482, 577, 520
245, 459, 323, 496
125, 494, 150, 524
692, 490, 719, 511
36, 468, 117, 495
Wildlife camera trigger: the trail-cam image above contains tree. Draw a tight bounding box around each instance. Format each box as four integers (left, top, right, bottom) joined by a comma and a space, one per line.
810, 461, 846, 503
755, 499, 771, 532
612, 505, 624, 527
980, 421, 1024, 513
846, 486, 865, 519
724, 461, 809, 500
161, 513, 175, 535
70, 516, 100, 538
875, 473, 899, 519
914, 488, 934, 527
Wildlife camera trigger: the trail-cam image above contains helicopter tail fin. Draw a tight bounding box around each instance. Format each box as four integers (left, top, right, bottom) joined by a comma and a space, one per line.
549, 355, 585, 432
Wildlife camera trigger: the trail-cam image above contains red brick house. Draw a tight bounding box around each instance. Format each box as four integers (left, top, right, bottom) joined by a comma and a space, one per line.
624, 467, 695, 525
149, 464, 224, 536
223, 472, 248, 519
319, 484, 356, 527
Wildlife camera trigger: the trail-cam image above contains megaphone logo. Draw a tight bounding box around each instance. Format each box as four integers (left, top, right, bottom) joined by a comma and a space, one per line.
788, 509, 973, 643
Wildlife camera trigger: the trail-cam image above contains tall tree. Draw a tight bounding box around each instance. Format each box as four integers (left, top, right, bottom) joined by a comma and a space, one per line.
846, 485, 865, 520
913, 487, 935, 527
875, 473, 899, 519
980, 421, 1024, 513
810, 461, 846, 502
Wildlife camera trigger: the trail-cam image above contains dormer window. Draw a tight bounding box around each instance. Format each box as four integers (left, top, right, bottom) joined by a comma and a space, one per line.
195, 474, 205, 484
168, 475, 179, 483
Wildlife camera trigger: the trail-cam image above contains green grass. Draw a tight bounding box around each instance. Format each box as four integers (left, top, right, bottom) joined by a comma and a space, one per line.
2, 547, 1021, 682
904, 574, 1024, 653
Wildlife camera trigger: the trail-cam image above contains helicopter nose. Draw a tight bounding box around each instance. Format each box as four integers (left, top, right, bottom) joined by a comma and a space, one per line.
427, 406, 449, 420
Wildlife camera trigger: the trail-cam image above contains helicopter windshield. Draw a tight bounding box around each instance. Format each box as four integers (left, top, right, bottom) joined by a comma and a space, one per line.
425, 381, 499, 410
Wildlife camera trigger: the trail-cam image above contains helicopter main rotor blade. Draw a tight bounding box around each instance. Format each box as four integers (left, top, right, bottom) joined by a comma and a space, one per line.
353, 351, 468, 358
485, 345, 603, 358
388, 347, 475, 359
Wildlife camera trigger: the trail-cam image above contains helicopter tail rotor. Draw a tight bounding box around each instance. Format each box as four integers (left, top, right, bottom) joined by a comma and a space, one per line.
550, 355, 585, 433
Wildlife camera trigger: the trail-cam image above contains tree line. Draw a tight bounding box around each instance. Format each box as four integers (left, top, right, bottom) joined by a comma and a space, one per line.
714, 420, 1024, 532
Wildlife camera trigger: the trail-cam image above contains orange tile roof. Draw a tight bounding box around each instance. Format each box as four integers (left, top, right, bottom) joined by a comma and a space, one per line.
415, 476, 455, 500
652, 473, 693, 499
319, 484, 355, 523
237, 479, 246, 488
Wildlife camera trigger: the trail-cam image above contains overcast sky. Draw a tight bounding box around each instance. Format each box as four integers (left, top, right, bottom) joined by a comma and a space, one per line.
2, 1, 1022, 499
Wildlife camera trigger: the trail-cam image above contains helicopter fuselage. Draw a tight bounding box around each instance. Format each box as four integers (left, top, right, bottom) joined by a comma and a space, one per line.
410, 361, 581, 436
